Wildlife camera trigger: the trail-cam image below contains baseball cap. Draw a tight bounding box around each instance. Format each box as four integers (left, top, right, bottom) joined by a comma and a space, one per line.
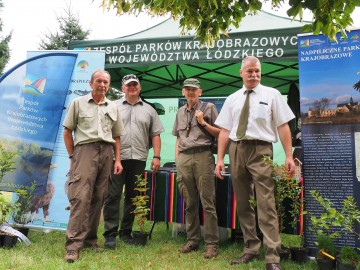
183, 78, 200, 88
122, 74, 140, 85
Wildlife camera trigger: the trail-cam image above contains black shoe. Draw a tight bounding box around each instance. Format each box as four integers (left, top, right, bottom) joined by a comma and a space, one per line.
119, 234, 134, 244
104, 236, 116, 249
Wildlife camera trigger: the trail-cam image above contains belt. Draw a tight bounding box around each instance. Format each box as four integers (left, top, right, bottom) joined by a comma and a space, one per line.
232, 140, 271, 145
181, 146, 211, 154
86, 141, 113, 146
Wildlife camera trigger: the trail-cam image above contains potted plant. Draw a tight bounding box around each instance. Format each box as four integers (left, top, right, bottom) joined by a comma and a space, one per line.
131, 174, 151, 246
315, 234, 337, 270
337, 246, 359, 270
309, 190, 360, 270
0, 191, 21, 248
11, 181, 36, 236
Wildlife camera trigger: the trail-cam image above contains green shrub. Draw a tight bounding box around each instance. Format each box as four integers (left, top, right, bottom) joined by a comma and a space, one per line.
316, 234, 337, 260
339, 246, 359, 267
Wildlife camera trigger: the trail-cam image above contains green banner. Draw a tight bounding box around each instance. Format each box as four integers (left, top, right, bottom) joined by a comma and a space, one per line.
69, 28, 302, 68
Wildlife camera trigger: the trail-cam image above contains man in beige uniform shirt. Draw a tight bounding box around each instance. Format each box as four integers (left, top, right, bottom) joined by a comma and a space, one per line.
63, 70, 125, 263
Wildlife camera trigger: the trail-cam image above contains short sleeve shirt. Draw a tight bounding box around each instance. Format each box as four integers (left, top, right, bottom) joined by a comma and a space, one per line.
172, 100, 218, 152
63, 93, 125, 146
215, 84, 295, 143
115, 97, 165, 161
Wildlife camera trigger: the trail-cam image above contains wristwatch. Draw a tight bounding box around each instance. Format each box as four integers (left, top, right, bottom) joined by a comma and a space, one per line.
153, 156, 161, 160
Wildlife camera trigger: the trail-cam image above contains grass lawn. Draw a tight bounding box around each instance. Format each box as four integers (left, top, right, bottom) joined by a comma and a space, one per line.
0, 222, 317, 270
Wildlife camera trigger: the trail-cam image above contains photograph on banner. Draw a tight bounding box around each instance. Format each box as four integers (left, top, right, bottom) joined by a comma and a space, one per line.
0, 53, 78, 194
298, 29, 360, 253
4, 51, 106, 230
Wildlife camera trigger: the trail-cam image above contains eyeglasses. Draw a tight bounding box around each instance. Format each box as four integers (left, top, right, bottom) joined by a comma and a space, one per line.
122, 74, 138, 84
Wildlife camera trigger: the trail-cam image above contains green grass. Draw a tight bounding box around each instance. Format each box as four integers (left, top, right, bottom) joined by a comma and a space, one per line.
0, 222, 318, 270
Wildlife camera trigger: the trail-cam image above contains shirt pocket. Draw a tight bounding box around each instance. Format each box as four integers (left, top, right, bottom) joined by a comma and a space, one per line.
176, 124, 188, 137
104, 110, 117, 132
252, 101, 271, 122
79, 111, 94, 129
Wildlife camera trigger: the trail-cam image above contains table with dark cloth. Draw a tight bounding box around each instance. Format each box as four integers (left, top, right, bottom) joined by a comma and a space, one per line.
144, 169, 240, 229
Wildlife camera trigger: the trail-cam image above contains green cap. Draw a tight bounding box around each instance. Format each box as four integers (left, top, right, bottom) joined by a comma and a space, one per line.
183, 78, 200, 88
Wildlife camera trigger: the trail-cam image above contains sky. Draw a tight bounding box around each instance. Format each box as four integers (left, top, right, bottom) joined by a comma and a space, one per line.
1, 0, 360, 72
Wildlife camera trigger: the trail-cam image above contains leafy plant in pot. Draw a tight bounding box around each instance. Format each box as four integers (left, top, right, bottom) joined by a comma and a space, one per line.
337, 246, 359, 270
11, 181, 36, 236
131, 174, 150, 246
309, 190, 360, 270
263, 157, 306, 262
0, 145, 21, 248
315, 234, 337, 270
0, 191, 21, 248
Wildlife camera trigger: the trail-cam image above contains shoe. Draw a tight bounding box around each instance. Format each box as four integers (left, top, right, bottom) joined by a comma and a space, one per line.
266, 263, 282, 270
64, 250, 79, 263
203, 245, 218, 259
105, 236, 116, 249
230, 253, 260, 265
178, 241, 199, 253
119, 233, 134, 244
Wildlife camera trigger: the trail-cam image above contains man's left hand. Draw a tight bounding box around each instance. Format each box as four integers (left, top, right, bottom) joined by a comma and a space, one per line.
285, 157, 295, 178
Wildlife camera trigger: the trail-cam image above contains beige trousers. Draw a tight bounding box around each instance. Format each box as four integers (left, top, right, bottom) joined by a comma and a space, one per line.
229, 141, 280, 263
66, 141, 113, 251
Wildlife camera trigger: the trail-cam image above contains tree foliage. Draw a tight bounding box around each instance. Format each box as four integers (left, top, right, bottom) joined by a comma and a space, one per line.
38, 4, 90, 50
0, 0, 12, 74
315, 97, 330, 114
100, 0, 360, 44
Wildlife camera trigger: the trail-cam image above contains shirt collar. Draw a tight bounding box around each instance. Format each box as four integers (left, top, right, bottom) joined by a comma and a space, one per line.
242, 84, 260, 95
122, 97, 143, 105
87, 93, 109, 105
186, 101, 201, 112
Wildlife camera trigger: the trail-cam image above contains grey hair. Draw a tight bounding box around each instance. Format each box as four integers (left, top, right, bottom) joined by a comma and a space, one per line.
241, 56, 260, 67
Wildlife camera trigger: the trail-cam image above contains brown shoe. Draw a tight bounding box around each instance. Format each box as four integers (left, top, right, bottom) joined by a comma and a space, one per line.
203, 245, 218, 259
230, 253, 260, 265
266, 263, 282, 270
178, 241, 199, 253
64, 250, 79, 263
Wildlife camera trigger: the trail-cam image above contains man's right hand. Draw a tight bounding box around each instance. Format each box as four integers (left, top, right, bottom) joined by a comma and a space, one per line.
215, 161, 225, 180
114, 161, 123, 175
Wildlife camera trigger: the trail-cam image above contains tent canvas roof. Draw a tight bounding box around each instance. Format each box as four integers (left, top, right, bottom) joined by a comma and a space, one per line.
69, 11, 306, 98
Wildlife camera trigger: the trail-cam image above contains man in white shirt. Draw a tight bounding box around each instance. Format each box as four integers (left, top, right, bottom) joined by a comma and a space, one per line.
215, 56, 295, 270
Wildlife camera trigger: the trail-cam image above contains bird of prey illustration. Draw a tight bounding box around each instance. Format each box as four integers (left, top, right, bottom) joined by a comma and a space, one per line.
29, 179, 55, 223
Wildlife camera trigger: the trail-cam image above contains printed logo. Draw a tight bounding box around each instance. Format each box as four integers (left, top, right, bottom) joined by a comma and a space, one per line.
22, 77, 46, 96
300, 39, 310, 48
77, 60, 89, 70
350, 34, 359, 41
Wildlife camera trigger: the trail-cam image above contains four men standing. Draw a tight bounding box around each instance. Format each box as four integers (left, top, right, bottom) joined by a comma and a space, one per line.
64, 57, 296, 269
